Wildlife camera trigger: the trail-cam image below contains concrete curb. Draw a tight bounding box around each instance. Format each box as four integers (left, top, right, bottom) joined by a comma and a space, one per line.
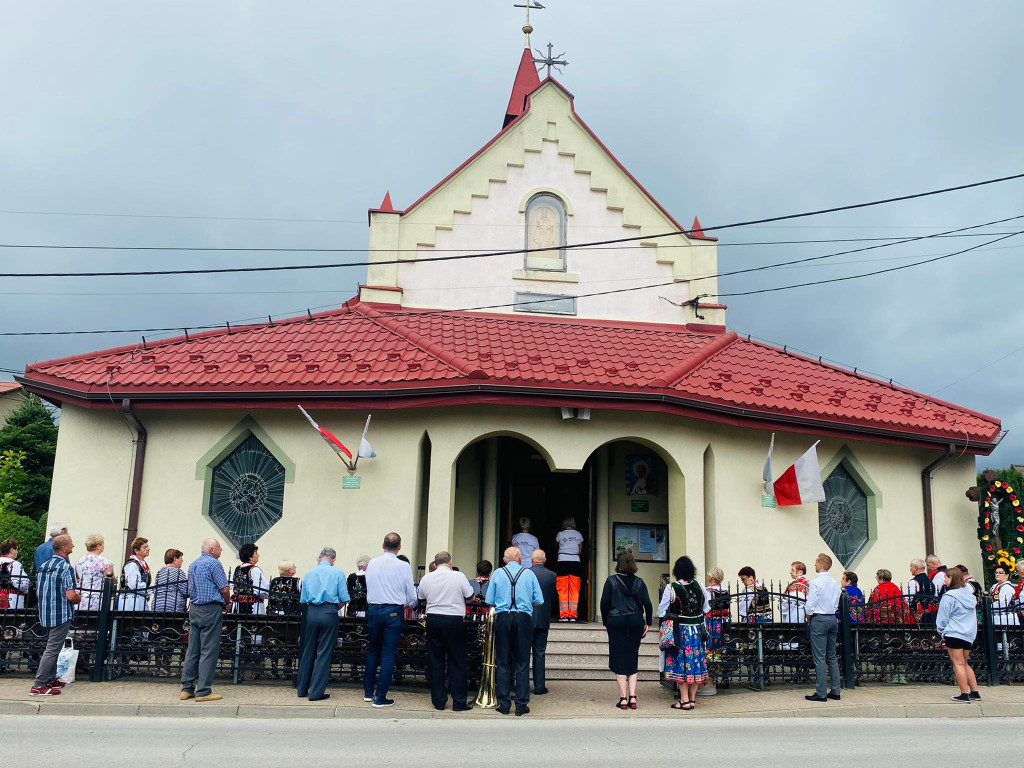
3, 698, 1023, 720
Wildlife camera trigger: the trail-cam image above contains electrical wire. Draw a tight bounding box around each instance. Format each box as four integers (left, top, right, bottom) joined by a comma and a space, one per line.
0, 172, 1022, 278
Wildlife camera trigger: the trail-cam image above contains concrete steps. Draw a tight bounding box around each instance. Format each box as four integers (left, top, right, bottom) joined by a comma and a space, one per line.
542, 622, 661, 681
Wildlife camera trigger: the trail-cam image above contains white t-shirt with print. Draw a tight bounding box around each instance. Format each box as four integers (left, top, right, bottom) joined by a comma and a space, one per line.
511, 533, 539, 565
555, 529, 584, 562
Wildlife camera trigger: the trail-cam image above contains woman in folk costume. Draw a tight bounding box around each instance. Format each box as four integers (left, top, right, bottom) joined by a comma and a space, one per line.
555, 517, 584, 622
658, 556, 710, 711
116, 537, 151, 612
231, 543, 270, 615
990, 562, 1019, 626
780, 561, 809, 623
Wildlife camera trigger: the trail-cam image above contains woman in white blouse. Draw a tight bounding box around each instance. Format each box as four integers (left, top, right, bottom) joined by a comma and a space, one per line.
991, 563, 1020, 626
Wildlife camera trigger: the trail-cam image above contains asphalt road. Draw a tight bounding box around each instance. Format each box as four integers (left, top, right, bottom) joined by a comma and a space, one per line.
7, 716, 1004, 766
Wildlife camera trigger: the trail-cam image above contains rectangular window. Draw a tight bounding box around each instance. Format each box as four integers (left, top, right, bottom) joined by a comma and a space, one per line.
514, 291, 577, 315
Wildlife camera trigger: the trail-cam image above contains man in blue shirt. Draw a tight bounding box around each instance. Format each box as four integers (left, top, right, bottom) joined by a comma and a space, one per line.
180, 538, 229, 703
297, 546, 349, 702
33, 522, 67, 573
486, 546, 544, 716
31, 534, 80, 696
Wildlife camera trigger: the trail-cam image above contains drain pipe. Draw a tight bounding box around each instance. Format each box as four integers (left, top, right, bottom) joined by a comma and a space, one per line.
921, 445, 956, 556
121, 399, 148, 561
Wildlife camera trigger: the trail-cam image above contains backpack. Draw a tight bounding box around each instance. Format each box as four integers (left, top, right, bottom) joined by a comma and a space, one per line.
0, 559, 13, 609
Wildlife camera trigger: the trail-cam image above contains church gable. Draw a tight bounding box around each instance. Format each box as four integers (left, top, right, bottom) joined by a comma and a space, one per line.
364, 79, 720, 327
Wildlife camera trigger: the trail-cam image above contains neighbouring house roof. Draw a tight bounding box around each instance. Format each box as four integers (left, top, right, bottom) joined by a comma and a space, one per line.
0, 382, 21, 394
18, 299, 1001, 453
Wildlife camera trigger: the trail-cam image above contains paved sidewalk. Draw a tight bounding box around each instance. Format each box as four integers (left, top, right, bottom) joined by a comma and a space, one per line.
1, 677, 1021, 719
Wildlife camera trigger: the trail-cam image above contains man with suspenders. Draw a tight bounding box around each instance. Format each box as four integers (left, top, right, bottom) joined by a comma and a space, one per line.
485, 546, 544, 716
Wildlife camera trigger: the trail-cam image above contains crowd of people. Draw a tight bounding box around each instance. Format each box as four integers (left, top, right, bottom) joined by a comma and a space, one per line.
6, 518, 1024, 709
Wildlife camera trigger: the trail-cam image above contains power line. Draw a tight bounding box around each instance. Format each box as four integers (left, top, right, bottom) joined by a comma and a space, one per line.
1, 172, 1023, 278
931, 343, 1024, 396
3, 225, 1021, 339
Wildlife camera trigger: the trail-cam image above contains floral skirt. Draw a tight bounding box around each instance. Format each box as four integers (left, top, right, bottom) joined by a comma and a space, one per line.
664, 624, 707, 684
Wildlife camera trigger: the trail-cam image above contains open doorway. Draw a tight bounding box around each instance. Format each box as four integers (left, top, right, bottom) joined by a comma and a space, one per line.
497, 437, 594, 621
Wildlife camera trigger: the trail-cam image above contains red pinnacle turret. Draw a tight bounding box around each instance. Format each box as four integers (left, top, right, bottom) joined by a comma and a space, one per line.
504, 47, 541, 127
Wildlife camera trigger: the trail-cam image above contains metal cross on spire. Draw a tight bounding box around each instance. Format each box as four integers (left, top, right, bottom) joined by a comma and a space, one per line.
513, 1, 544, 47
534, 41, 568, 77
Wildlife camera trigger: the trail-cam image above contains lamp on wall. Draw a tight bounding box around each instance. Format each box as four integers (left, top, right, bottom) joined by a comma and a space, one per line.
559, 407, 592, 420
560, 407, 575, 420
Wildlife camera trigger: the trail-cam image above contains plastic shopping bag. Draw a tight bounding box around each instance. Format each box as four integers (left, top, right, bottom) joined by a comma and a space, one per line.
56, 638, 78, 684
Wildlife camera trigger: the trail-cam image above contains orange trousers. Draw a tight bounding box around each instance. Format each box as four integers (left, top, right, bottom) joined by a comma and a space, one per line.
557, 575, 580, 619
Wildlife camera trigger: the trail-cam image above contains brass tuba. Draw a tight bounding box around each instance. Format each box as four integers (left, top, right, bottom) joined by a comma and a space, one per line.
473, 607, 497, 708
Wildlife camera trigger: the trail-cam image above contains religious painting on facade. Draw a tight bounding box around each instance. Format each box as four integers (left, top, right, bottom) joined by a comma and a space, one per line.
626, 455, 658, 495
524, 193, 566, 271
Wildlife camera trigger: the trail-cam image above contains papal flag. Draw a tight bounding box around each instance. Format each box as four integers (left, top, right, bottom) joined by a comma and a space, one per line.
357, 414, 376, 459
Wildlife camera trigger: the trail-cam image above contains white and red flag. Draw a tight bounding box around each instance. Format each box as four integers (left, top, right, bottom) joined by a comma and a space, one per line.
298, 405, 353, 460
772, 441, 826, 506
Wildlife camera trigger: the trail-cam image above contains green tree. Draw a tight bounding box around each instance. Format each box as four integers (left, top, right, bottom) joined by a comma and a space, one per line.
0, 394, 58, 521
0, 510, 44, 577
0, 449, 30, 515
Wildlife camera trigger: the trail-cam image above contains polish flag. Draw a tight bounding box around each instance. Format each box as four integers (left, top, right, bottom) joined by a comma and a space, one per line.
773, 442, 826, 506
298, 405, 353, 460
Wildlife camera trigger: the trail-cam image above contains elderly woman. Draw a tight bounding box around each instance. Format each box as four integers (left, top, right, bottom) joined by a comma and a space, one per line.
601, 551, 652, 710
346, 554, 370, 617
269, 560, 302, 616
866, 568, 912, 684
991, 563, 1020, 626
659, 556, 710, 711
116, 537, 151, 612
74, 534, 115, 611
780, 561, 808, 624
700, 567, 730, 696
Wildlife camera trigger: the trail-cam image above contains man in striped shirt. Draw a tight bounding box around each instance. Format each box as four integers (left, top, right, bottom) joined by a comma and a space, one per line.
31, 534, 81, 696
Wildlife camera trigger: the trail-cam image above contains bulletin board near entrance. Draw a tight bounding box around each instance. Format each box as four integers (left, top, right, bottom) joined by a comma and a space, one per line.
613, 522, 669, 563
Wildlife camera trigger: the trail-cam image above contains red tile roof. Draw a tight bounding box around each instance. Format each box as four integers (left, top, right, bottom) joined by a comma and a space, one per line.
504, 47, 542, 126
0, 381, 21, 394
20, 300, 1001, 452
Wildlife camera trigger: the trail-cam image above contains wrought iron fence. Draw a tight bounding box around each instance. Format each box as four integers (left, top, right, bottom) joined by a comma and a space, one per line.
1, 576, 487, 686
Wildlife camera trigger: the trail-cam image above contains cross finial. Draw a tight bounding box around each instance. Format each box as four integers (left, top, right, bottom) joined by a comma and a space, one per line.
533, 41, 568, 78
513, 1, 544, 47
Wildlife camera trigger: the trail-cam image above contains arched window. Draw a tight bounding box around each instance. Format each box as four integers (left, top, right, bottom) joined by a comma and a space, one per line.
524, 193, 567, 271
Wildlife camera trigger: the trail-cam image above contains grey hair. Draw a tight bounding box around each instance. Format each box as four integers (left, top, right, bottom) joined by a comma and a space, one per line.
319, 546, 337, 560
925, 554, 941, 566
434, 551, 452, 566
48, 522, 67, 538
356, 553, 371, 570
201, 538, 218, 554
910, 558, 926, 571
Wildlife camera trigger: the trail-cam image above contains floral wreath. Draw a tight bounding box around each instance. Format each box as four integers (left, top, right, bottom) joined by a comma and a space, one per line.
978, 479, 1024, 569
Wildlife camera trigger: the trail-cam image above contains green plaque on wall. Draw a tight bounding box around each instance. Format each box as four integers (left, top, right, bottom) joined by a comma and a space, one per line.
342, 476, 362, 490
631, 499, 649, 514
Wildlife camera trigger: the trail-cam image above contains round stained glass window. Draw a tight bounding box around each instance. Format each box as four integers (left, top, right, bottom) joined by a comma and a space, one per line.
208, 434, 285, 551
818, 464, 869, 568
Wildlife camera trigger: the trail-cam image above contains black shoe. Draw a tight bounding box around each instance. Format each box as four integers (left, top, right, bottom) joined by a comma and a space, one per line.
827, 692, 841, 701
308, 694, 330, 702
453, 704, 473, 712
951, 693, 972, 703
496, 705, 510, 715
534, 688, 549, 695
371, 697, 395, 708
433, 703, 446, 711
515, 705, 530, 716
805, 694, 828, 702
969, 691, 981, 700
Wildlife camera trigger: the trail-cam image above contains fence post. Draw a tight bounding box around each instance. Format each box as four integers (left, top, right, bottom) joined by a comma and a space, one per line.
91, 576, 114, 683
980, 595, 999, 687
839, 592, 854, 690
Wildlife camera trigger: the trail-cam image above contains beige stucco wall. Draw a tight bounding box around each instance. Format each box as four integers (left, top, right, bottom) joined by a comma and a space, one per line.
46, 402, 980, 608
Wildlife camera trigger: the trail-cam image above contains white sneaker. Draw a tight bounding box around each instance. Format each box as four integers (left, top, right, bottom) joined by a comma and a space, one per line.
363, 696, 373, 702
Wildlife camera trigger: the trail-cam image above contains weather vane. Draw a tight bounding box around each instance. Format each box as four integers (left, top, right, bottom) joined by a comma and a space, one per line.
534, 41, 568, 77
513, 1, 544, 46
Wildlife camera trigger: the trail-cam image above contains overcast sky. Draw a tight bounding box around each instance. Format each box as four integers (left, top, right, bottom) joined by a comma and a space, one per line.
2, 1, 1023, 469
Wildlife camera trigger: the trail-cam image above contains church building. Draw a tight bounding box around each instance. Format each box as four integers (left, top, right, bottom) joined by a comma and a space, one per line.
19, 34, 1000, 617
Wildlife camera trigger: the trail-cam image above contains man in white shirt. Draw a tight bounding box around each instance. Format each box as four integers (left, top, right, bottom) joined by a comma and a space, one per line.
363, 532, 419, 707
417, 551, 474, 711
511, 517, 539, 568
804, 553, 842, 703
555, 517, 584, 621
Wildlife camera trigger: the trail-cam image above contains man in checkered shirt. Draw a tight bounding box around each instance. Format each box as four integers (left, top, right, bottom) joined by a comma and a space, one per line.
31, 534, 81, 696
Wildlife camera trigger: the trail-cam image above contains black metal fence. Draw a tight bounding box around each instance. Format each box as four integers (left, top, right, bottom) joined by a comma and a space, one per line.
692, 582, 1024, 689
0, 577, 486, 686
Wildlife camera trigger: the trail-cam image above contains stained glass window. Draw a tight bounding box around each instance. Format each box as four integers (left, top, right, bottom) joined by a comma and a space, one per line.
818, 464, 869, 567
208, 434, 285, 551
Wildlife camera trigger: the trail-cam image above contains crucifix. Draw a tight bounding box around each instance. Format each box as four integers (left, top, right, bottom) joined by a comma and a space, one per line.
513, 1, 544, 45
534, 41, 568, 77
